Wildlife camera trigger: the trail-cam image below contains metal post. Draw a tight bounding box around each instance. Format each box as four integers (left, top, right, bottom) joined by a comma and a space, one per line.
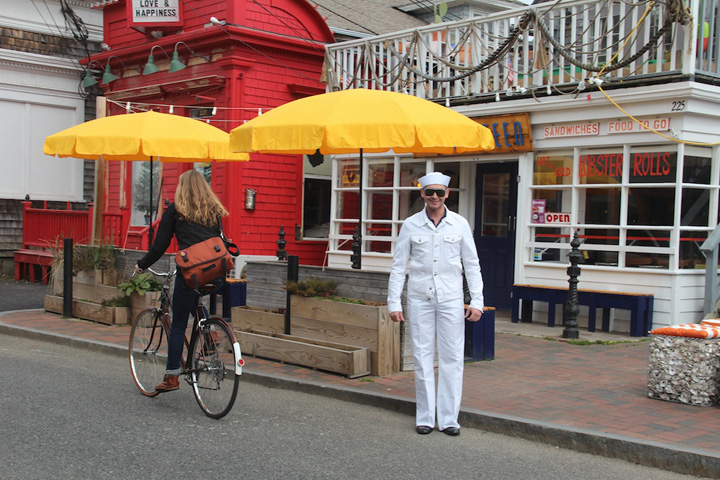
351, 149, 363, 270
63, 238, 73, 318
563, 231, 583, 339
285, 255, 299, 335
276, 225, 287, 260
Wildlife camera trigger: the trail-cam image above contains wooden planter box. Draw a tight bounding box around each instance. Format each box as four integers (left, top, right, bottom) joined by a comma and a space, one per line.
44, 295, 130, 325
290, 296, 399, 376
129, 291, 161, 321
232, 306, 285, 333
235, 328, 371, 378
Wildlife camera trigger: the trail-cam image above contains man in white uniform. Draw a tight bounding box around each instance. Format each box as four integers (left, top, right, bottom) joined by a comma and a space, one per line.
387, 172, 484, 436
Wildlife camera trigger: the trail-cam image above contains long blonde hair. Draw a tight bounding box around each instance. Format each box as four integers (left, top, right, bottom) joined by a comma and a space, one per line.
174, 170, 228, 226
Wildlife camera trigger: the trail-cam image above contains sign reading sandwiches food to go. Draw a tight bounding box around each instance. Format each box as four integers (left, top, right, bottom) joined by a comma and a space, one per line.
128, 0, 182, 27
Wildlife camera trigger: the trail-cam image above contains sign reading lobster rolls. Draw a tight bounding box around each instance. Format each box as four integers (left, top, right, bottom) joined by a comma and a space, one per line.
128, 0, 182, 27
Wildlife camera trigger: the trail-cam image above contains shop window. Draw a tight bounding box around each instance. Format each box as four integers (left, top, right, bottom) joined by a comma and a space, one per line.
533, 152, 573, 185
627, 187, 674, 226
629, 149, 676, 184
578, 148, 623, 185
579, 187, 620, 225
680, 230, 709, 269
680, 188, 711, 226
683, 148, 712, 184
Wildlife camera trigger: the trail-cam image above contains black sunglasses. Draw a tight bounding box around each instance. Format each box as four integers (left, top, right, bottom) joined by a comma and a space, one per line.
423, 188, 447, 197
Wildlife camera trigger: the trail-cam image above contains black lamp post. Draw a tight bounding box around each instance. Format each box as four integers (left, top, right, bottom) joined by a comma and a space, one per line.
563, 231, 583, 339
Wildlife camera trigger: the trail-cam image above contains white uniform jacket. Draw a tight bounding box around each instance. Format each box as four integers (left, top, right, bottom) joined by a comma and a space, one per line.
387, 207, 484, 313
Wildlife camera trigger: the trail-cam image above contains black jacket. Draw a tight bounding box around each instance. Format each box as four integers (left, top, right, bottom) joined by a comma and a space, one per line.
137, 202, 221, 270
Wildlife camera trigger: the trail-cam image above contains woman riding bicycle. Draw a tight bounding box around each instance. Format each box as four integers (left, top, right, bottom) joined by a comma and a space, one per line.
135, 169, 229, 393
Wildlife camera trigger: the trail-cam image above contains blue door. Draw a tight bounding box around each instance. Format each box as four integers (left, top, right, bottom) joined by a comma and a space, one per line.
474, 163, 518, 309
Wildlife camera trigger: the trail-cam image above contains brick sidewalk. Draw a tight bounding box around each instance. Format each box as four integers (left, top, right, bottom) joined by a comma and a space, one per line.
2, 309, 719, 476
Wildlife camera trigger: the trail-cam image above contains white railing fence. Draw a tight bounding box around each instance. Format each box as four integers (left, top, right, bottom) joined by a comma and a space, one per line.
325, 0, 717, 102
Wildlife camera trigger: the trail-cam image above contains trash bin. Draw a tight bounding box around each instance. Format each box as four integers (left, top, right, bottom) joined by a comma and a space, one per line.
464, 306, 495, 361
210, 279, 247, 320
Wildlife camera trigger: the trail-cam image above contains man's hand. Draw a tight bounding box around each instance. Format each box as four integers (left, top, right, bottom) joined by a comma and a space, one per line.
133, 264, 143, 276
464, 307, 483, 322
389, 311, 405, 323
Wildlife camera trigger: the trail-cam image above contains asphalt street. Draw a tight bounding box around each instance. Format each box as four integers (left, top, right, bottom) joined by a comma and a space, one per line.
0, 335, 698, 480
0, 278, 47, 312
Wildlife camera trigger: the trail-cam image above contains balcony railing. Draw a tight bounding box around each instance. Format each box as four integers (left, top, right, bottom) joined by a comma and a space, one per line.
324, 0, 717, 101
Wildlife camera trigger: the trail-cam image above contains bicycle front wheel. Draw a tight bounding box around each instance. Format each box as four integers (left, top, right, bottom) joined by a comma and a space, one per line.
190, 318, 240, 419
128, 308, 168, 397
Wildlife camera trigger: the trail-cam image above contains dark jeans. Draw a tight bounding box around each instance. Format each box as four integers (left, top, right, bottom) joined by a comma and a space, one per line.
166, 273, 199, 374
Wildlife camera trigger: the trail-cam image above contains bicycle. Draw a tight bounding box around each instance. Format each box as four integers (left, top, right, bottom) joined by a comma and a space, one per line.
128, 268, 244, 419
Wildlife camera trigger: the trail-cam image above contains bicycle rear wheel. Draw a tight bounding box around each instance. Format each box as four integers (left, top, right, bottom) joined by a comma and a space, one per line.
128, 308, 168, 397
190, 317, 240, 419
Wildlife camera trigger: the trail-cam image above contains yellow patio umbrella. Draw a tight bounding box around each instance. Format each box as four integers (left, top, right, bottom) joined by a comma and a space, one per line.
44, 110, 249, 243
229, 88, 495, 268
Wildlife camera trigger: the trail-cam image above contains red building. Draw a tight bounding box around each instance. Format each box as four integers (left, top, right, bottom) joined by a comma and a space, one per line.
87, 0, 335, 265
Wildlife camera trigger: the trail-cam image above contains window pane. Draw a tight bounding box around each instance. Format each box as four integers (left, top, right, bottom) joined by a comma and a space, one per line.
532, 189, 566, 213
628, 188, 674, 225
367, 222, 391, 253
400, 162, 425, 187
580, 187, 620, 225
533, 152, 573, 185
680, 230, 708, 269
681, 188, 710, 226
625, 253, 670, 269
481, 173, 509, 237
368, 192, 392, 221
368, 161, 393, 187
581, 228, 619, 245
399, 189, 424, 218
336, 190, 359, 221
578, 149, 623, 185
683, 151, 712, 184
626, 229, 671, 248
629, 149, 677, 183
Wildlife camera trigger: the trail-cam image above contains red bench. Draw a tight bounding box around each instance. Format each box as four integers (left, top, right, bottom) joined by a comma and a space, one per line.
14, 248, 54, 284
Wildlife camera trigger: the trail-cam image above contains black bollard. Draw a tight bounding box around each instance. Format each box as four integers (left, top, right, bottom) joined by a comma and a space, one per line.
276, 225, 287, 260
563, 231, 583, 339
285, 255, 298, 335
63, 238, 73, 318
350, 226, 362, 270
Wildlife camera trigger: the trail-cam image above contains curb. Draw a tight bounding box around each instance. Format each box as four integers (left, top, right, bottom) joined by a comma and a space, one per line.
1, 318, 719, 478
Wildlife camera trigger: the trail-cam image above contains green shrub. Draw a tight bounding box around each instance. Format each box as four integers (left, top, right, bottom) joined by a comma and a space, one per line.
117, 273, 162, 296
284, 276, 337, 297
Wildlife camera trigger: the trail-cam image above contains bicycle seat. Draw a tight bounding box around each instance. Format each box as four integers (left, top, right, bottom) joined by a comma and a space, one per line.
196, 283, 221, 296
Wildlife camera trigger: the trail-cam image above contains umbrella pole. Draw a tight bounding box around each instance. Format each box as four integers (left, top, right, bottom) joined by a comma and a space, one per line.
148, 157, 154, 248
351, 149, 363, 269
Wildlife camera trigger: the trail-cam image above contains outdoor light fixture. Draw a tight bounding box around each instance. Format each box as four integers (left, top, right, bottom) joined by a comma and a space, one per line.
82, 60, 105, 89
169, 42, 209, 73
143, 45, 171, 75
102, 56, 126, 85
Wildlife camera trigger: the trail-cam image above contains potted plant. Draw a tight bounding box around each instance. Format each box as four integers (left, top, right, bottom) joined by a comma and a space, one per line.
118, 273, 163, 319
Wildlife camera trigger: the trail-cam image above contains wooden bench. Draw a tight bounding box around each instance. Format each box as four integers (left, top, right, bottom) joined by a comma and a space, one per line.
14, 248, 54, 284
511, 284, 653, 337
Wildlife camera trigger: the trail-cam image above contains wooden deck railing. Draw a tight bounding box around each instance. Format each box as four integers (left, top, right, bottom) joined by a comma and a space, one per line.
324, 0, 716, 101
21, 201, 125, 249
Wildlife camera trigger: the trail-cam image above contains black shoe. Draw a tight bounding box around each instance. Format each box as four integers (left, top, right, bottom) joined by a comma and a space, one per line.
440, 427, 460, 436
415, 425, 433, 435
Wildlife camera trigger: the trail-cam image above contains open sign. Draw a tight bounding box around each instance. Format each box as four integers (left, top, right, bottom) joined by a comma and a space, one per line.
544, 212, 571, 225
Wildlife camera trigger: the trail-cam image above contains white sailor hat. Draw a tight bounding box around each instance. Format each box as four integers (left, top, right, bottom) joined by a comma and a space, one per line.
418, 172, 451, 188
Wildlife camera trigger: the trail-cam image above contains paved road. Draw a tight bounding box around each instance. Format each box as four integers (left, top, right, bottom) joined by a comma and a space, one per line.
0, 334, 697, 480
0, 278, 46, 311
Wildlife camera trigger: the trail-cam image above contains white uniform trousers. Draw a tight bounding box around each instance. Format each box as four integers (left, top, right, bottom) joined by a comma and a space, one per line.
407, 295, 465, 430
